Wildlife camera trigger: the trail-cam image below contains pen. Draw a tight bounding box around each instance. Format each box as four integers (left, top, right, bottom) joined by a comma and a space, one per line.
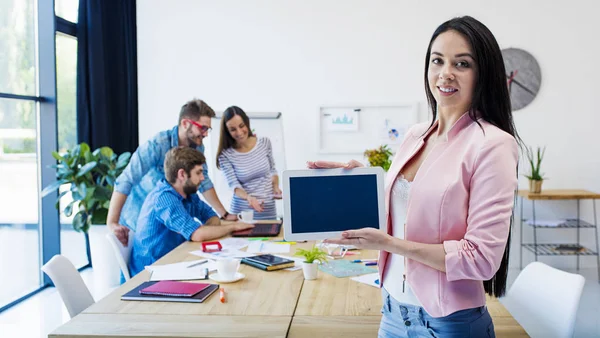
365, 262, 378, 266
272, 241, 296, 245
248, 237, 270, 241
219, 287, 226, 303
351, 259, 377, 263
187, 260, 208, 268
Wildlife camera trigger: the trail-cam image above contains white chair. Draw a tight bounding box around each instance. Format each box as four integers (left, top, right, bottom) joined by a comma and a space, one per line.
105, 230, 133, 281
500, 262, 585, 338
41, 255, 95, 318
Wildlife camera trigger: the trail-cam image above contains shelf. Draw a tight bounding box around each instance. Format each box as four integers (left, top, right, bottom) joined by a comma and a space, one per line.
523, 218, 595, 228
522, 244, 598, 256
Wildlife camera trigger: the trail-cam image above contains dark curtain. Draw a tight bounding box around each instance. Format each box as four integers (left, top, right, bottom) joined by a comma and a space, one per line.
77, 0, 138, 154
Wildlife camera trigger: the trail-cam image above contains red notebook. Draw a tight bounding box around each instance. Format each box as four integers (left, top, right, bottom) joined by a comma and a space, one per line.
139, 281, 211, 297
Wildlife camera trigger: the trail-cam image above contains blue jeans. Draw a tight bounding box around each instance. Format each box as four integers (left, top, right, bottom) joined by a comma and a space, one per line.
379, 288, 495, 338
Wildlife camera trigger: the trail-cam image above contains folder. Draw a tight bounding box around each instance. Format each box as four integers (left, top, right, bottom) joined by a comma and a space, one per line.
139, 280, 211, 297
121, 281, 219, 303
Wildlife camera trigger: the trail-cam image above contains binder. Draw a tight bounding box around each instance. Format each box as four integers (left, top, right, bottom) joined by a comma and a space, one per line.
139, 280, 211, 297
121, 281, 219, 303
241, 254, 295, 271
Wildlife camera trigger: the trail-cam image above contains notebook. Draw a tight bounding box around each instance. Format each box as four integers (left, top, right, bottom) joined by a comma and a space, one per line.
241, 254, 295, 271
139, 280, 211, 297
232, 222, 282, 237
121, 281, 219, 303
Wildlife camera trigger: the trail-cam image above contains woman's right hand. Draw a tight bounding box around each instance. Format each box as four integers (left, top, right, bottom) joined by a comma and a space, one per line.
306, 160, 365, 169
247, 195, 265, 212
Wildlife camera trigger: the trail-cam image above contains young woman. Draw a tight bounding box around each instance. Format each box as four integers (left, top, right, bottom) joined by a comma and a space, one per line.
312, 16, 520, 337
216, 106, 281, 220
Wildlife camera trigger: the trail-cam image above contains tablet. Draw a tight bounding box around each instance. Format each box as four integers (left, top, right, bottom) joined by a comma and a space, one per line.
282, 167, 386, 241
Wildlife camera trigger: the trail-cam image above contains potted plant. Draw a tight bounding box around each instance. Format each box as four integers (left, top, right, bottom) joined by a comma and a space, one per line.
524, 146, 546, 193
42, 142, 131, 286
295, 246, 328, 280
364, 145, 393, 171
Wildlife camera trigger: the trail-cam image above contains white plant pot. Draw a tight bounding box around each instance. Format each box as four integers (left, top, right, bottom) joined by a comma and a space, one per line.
88, 225, 122, 289
302, 262, 318, 280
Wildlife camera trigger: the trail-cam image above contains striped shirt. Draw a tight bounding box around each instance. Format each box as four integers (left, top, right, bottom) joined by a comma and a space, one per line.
128, 179, 217, 277
114, 125, 214, 231
218, 137, 277, 220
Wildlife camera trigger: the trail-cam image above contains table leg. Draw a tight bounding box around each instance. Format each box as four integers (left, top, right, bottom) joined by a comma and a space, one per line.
532, 200, 537, 262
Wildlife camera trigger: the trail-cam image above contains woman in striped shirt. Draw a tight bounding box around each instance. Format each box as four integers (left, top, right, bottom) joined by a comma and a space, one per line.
216, 106, 281, 220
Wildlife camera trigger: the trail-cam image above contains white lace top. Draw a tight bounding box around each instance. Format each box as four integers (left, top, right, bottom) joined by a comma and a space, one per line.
382, 175, 423, 306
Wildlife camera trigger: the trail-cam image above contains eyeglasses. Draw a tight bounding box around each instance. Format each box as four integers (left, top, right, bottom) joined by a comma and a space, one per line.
186, 119, 212, 133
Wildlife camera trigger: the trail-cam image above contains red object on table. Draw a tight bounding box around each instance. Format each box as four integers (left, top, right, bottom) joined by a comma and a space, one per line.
201, 241, 222, 253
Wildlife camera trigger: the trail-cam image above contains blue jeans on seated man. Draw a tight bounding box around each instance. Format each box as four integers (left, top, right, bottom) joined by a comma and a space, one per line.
379, 287, 495, 338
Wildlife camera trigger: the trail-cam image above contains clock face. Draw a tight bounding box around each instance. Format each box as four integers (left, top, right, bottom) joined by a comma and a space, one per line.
501, 48, 541, 111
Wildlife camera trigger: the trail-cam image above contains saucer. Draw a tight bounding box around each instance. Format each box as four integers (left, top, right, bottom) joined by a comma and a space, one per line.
209, 272, 245, 283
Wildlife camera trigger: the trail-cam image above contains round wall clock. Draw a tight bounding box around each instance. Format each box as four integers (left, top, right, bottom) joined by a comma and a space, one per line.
501, 48, 541, 111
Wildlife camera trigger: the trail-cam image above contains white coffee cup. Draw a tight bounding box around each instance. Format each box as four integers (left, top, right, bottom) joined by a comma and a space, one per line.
237, 210, 254, 223
216, 258, 241, 280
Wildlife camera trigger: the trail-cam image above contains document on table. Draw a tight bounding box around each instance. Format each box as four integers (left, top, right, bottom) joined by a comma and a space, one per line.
190, 248, 256, 260
218, 237, 250, 250
146, 259, 217, 281
247, 241, 290, 254
350, 273, 380, 288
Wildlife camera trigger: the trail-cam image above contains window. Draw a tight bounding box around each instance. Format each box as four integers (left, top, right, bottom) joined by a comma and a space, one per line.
0, 0, 80, 312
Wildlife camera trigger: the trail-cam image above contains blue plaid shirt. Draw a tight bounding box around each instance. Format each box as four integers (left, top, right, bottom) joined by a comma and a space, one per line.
114, 125, 213, 230
129, 179, 217, 277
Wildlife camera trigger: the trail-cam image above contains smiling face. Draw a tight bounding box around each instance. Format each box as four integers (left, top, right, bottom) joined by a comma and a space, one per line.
427, 30, 477, 115
225, 115, 250, 144
184, 116, 212, 148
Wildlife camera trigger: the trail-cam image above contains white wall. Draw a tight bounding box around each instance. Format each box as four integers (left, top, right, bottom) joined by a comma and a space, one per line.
137, 0, 600, 268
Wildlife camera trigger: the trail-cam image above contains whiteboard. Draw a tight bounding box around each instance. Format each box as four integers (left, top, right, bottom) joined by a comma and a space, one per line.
203, 112, 286, 218
318, 104, 418, 154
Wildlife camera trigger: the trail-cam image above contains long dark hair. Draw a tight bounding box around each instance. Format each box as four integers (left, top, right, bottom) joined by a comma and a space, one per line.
216, 106, 254, 169
424, 16, 521, 297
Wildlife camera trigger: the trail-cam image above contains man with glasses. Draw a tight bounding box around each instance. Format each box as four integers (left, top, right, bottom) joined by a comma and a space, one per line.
107, 99, 237, 246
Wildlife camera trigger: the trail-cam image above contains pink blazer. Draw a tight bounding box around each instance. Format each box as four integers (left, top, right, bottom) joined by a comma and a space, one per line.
378, 112, 518, 317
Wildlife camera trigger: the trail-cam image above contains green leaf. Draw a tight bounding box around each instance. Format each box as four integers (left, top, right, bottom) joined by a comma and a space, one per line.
91, 208, 109, 225
99, 147, 114, 159
41, 179, 68, 197
64, 201, 76, 217
51, 151, 64, 162
72, 211, 88, 232
79, 142, 90, 156
94, 185, 113, 201
76, 161, 97, 177
116, 152, 131, 169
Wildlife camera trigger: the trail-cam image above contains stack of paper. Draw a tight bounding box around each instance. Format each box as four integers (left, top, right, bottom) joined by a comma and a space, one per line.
146, 259, 217, 281
247, 241, 290, 254
190, 248, 256, 260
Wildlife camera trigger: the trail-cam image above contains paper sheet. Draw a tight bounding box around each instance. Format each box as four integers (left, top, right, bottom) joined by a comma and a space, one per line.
146, 259, 217, 281
247, 241, 290, 254
218, 237, 250, 250
350, 273, 380, 288
190, 248, 256, 260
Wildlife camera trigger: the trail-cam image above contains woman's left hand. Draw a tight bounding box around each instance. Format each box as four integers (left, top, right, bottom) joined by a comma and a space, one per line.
324, 228, 393, 251
272, 187, 283, 199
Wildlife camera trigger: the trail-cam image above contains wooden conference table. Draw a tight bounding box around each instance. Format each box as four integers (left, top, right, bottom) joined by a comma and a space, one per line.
50, 236, 527, 337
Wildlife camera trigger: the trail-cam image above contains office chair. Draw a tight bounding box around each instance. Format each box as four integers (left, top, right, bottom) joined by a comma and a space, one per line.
500, 261, 585, 338
41, 255, 95, 318
105, 230, 133, 281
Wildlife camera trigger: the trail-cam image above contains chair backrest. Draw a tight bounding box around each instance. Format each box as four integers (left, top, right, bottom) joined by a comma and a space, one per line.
41, 255, 95, 318
500, 262, 585, 338
105, 230, 133, 281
